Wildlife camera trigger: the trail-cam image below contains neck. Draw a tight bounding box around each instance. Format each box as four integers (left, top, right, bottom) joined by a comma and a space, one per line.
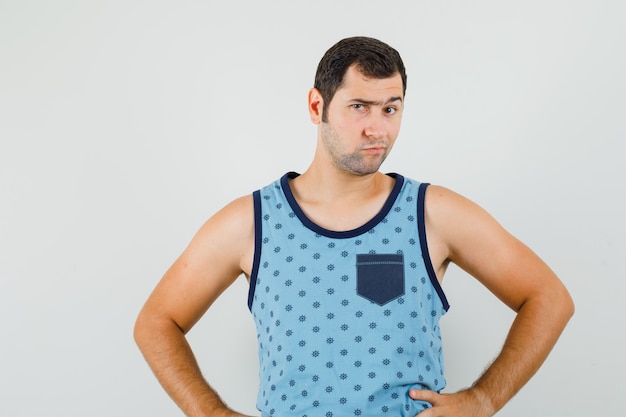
292, 160, 393, 204
285, 164, 396, 232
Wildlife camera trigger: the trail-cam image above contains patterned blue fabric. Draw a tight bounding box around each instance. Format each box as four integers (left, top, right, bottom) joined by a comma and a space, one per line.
248, 172, 449, 417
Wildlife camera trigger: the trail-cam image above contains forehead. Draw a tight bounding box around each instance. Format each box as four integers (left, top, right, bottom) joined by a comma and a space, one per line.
335, 65, 404, 101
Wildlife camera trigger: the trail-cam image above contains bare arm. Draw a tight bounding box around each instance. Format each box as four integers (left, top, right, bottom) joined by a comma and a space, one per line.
410, 186, 574, 416
134, 196, 256, 417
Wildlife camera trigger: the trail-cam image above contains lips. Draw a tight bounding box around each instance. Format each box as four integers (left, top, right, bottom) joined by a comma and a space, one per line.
361, 144, 387, 153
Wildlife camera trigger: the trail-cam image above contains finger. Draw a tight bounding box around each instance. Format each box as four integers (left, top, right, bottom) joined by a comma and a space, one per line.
409, 389, 439, 403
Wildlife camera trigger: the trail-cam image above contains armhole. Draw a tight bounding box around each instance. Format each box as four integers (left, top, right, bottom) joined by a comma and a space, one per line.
247, 190, 262, 311
417, 183, 450, 312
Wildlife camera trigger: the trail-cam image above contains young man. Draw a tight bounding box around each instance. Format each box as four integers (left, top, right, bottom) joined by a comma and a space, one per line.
134, 37, 574, 417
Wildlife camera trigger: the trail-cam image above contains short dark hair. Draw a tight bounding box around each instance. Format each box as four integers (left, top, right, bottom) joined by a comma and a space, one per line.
314, 36, 407, 122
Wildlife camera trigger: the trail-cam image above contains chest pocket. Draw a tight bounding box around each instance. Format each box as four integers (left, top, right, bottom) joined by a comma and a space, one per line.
356, 254, 405, 306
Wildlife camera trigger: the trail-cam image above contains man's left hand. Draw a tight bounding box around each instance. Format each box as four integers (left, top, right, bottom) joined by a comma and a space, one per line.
409, 388, 494, 417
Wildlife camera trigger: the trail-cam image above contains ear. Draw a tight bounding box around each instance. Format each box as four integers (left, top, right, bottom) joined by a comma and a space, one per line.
308, 88, 323, 124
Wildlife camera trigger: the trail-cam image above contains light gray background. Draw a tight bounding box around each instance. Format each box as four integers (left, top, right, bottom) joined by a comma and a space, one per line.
1, 1, 624, 416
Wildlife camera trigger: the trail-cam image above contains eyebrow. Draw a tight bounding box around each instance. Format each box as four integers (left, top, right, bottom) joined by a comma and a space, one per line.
349, 96, 403, 106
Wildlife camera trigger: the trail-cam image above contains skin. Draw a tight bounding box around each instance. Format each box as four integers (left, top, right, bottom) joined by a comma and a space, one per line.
134, 65, 574, 417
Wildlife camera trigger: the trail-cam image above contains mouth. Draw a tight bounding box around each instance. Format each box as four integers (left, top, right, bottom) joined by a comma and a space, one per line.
361, 145, 387, 154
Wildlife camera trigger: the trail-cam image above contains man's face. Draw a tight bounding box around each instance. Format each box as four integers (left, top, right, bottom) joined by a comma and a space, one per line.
320, 65, 404, 176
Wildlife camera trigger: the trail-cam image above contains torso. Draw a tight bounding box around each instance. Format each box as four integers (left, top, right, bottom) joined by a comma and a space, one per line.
247, 172, 450, 416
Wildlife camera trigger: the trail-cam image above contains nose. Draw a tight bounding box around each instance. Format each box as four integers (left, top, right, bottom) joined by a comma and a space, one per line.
364, 114, 387, 139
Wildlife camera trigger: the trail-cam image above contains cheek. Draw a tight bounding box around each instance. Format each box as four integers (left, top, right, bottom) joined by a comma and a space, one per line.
335, 121, 362, 140
386, 121, 401, 140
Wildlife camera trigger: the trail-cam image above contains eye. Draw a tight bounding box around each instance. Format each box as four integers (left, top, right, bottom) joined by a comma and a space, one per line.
351, 104, 367, 111
384, 107, 397, 115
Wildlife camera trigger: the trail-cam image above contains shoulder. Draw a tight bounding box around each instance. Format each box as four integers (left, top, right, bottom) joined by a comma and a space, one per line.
195, 194, 255, 245
180, 194, 256, 263
173, 193, 257, 284
424, 184, 498, 225
218, 194, 255, 221
423, 184, 479, 228
423, 184, 510, 258
424, 184, 476, 210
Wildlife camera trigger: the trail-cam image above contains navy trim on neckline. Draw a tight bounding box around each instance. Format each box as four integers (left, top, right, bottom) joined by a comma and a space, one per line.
280, 171, 405, 239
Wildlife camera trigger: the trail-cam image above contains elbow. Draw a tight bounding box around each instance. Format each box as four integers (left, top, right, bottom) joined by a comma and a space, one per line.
133, 307, 159, 353
557, 275, 575, 317
133, 310, 149, 351
552, 282, 575, 327
563, 289, 575, 321
525, 280, 575, 327
133, 307, 185, 354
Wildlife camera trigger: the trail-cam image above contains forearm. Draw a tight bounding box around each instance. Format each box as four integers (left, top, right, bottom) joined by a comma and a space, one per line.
469, 290, 574, 414
134, 317, 247, 417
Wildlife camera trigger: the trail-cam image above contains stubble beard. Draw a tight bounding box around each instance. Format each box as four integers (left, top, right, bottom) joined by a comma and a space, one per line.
321, 123, 389, 176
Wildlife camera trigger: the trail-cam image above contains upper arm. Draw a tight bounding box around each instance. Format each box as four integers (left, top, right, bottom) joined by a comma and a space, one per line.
138, 195, 255, 333
424, 185, 561, 312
